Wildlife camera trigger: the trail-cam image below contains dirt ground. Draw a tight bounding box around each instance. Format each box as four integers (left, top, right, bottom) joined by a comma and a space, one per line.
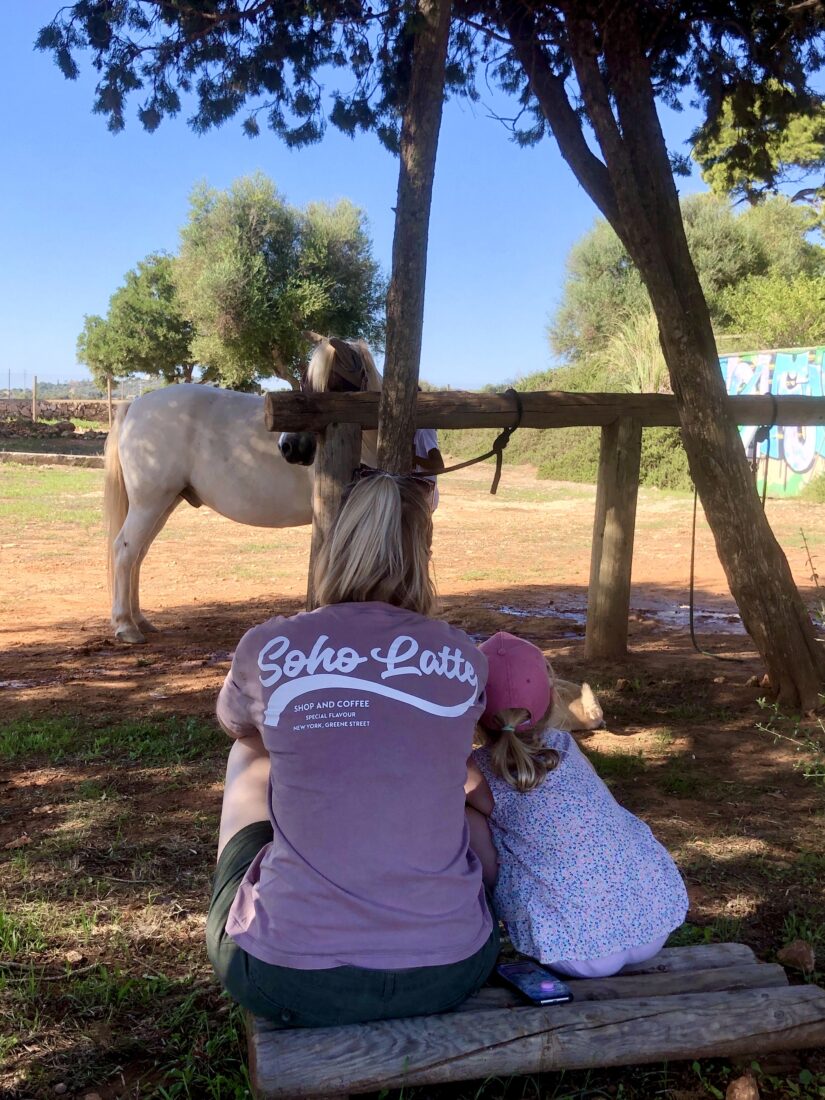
3, 457, 825, 724
2, 457, 825, 1098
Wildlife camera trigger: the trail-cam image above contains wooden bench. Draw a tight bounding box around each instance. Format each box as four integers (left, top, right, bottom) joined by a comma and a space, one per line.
246, 943, 825, 1099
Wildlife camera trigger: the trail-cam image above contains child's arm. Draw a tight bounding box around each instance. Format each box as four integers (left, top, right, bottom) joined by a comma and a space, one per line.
465, 758, 495, 816
413, 428, 445, 473
415, 446, 445, 473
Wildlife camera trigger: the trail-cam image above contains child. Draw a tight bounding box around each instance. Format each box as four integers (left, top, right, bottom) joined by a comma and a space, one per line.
466, 631, 688, 979
413, 427, 444, 510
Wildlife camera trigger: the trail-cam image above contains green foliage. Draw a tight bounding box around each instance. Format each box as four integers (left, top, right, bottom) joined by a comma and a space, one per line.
721, 273, 825, 348
536, 427, 601, 484
680, 194, 768, 323
800, 475, 825, 503
175, 174, 385, 389
693, 84, 825, 209
739, 199, 825, 280
76, 314, 114, 388
593, 310, 670, 395
76, 253, 195, 387
35, 3, 477, 152
550, 219, 649, 362
756, 697, 825, 784
639, 429, 693, 491
552, 195, 825, 365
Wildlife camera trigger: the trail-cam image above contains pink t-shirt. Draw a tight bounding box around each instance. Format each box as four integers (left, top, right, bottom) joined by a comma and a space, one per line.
216, 601, 492, 970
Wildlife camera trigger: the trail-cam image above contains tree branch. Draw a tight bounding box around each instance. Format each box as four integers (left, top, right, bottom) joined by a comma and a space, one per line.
502, 6, 620, 230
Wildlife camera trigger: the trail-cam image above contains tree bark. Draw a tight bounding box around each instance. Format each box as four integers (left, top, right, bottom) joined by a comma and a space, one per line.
376, 0, 453, 474
507, 3, 825, 708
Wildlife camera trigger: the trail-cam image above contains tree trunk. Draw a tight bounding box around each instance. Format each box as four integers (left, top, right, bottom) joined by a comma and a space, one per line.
508, 4, 825, 709
376, 0, 453, 474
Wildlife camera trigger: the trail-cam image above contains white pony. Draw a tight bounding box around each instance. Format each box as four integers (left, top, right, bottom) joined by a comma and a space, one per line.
104, 338, 381, 643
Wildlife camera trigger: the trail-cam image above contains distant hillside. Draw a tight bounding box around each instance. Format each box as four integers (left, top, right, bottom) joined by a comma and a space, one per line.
7, 379, 105, 400
440, 362, 692, 491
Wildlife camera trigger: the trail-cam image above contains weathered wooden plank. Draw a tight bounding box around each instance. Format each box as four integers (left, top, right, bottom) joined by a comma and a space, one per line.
454, 962, 787, 1011
585, 418, 642, 660
265, 390, 825, 432
306, 422, 362, 611
617, 942, 756, 973
249, 985, 825, 1098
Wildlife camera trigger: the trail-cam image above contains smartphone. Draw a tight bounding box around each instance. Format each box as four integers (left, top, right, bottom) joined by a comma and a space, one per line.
496, 960, 574, 1005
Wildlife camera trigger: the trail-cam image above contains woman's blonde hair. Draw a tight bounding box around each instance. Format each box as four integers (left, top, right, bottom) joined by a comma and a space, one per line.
314, 472, 436, 615
478, 677, 559, 792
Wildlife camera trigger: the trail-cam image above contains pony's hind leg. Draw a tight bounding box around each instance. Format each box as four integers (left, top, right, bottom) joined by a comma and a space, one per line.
130, 499, 180, 633
112, 496, 178, 644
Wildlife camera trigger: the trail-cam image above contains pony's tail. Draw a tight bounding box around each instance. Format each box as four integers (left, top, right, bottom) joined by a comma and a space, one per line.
104, 403, 130, 593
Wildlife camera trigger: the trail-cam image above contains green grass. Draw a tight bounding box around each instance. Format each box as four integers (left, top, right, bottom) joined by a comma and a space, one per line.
0, 910, 47, 960
39, 417, 108, 430
667, 917, 744, 947
583, 747, 647, 780
3, 963, 252, 1099
782, 912, 825, 950
659, 758, 703, 798
0, 464, 102, 527
0, 715, 224, 765
794, 852, 825, 886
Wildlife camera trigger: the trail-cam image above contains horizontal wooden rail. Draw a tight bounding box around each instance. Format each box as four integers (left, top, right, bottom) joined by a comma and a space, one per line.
265, 390, 825, 432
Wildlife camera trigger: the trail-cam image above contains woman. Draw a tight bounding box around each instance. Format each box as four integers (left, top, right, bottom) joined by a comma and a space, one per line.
207, 471, 499, 1027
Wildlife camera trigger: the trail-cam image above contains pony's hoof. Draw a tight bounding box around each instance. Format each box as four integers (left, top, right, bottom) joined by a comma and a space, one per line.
136, 617, 160, 634
115, 624, 146, 645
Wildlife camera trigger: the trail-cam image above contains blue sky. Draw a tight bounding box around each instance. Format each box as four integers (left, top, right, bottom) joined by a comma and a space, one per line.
1, 3, 707, 390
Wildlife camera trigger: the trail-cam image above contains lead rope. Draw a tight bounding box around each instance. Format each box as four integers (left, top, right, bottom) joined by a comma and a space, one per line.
434, 388, 524, 494
688, 395, 777, 661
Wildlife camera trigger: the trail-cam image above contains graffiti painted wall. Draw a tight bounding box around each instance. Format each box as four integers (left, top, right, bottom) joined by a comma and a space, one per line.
720, 347, 825, 497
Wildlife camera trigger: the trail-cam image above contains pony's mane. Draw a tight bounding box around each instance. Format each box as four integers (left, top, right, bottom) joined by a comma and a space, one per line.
306, 338, 382, 394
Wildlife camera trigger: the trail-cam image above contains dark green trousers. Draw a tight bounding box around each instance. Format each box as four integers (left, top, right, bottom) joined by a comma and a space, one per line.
206, 821, 500, 1028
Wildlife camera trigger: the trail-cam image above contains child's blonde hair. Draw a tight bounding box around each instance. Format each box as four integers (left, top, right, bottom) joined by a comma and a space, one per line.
314, 472, 436, 615
478, 662, 559, 792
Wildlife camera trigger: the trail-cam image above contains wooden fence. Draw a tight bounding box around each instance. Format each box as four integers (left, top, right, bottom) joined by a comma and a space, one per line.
266, 390, 825, 658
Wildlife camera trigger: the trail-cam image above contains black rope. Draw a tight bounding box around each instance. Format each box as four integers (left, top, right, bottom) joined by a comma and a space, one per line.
688, 394, 778, 662
434, 388, 524, 494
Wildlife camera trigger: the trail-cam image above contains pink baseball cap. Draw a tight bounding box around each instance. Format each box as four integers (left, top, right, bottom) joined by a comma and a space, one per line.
479, 632, 552, 731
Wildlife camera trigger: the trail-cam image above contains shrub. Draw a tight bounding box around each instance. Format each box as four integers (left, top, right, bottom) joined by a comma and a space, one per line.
800, 474, 825, 503
441, 365, 693, 490
639, 428, 692, 491
536, 427, 601, 483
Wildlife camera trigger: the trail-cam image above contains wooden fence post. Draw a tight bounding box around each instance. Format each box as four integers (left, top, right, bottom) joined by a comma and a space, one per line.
306, 422, 362, 611
585, 417, 642, 660
107, 376, 113, 427
31, 376, 37, 423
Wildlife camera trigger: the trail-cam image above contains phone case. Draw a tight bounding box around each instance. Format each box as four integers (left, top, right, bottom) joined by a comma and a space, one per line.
496, 961, 574, 1005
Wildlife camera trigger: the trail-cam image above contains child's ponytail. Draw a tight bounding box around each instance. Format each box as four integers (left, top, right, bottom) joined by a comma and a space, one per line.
483, 707, 559, 792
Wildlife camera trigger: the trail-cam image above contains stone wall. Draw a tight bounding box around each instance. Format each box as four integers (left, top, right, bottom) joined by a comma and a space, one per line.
0, 399, 121, 422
